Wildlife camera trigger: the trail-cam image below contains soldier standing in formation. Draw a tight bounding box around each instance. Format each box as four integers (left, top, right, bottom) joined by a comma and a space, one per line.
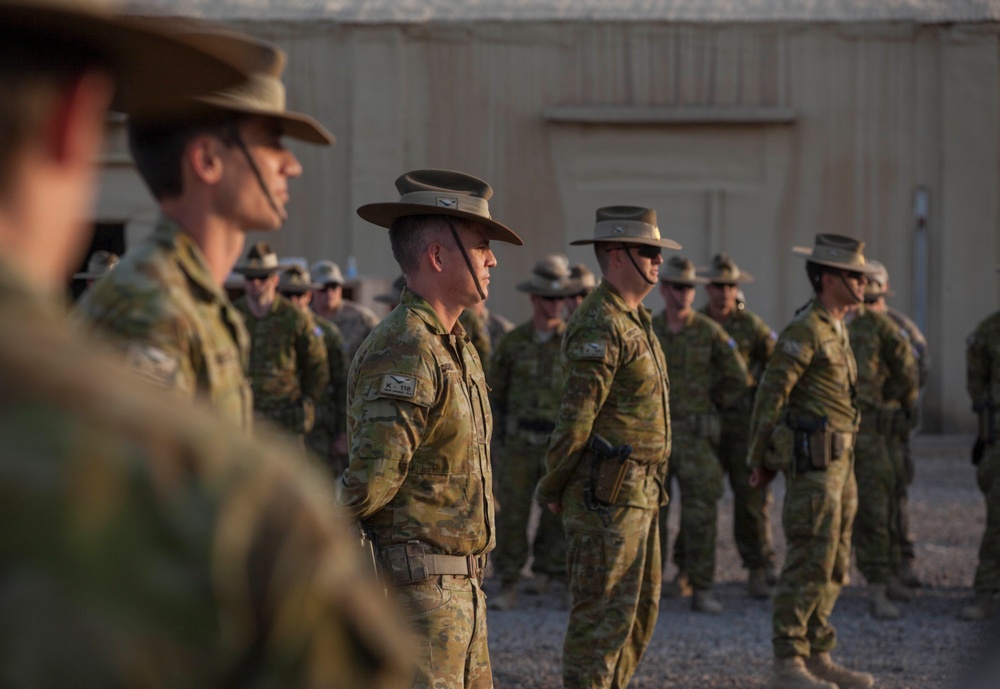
338, 169, 523, 689
654, 255, 751, 613
311, 259, 381, 361
963, 265, 1000, 621
699, 253, 779, 598
490, 255, 573, 611
279, 264, 350, 470
0, 2, 411, 685
536, 206, 676, 689
748, 234, 876, 689
78, 41, 332, 433
234, 242, 329, 440
565, 262, 598, 319
846, 273, 919, 619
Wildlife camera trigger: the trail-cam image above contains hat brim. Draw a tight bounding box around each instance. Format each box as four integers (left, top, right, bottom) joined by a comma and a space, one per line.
660, 275, 709, 286
791, 247, 880, 276
357, 203, 523, 246
570, 236, 682, 250
697, 268, 756, 284
194, 96, 335, 145
516, 281, 578, 297
234, 266, 288, 278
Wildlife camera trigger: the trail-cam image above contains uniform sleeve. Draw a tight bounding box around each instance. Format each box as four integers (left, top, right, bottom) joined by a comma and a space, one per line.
298, 315, 330, 404
746, 326, 814, 468
536, 324, 619, 504
880, 320, 920, 412
967, 323, 992, 408
750, 316, 778, 384
710, 327, 753, 411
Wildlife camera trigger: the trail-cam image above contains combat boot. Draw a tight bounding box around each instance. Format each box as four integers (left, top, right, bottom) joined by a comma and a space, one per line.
769, 656, 837, 689
868, 583, 901, 620
691, 588, 723, 614
960, 592, 997, 621
525, 573, 550, 595
489, 583, 518, 611
748, 567, 774, 599
662, 570, 693, 598
805, 652, 875, 689
898, 558, 921, 587
886, 575, 913, 602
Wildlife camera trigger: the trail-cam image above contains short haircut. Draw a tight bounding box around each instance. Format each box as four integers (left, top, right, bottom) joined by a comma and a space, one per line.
806, 261, 829, 294
388, 215, 453, 276
127, 111, 244, 201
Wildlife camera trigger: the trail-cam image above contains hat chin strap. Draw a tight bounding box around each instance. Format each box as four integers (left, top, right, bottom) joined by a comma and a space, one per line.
228, 122, 285, 223
838, 272, 863, 305
445, 217, 486, 302
620, 244, 656, 286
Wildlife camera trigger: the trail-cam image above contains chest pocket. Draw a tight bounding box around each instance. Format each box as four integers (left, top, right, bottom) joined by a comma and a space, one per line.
816, 335, 855, 390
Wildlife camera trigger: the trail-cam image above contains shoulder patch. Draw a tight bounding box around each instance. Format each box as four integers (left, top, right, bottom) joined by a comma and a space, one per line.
313, 326, 324, 337
782, 340, 804, 358
580, 342, 607, 359
769, 329, 778, 341
898, 328, 910, 340
726, 337, 737, 349
126, 345, 179, 387
380, 373, 417, 399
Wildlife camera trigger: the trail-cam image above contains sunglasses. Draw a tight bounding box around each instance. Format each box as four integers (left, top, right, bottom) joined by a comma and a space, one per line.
244, 275, 268, 284
609, 244, 661, 260
317, 283, 341, 292
538, 295, 564, 302
842, 270, 867, 282
667, 282, 695, 292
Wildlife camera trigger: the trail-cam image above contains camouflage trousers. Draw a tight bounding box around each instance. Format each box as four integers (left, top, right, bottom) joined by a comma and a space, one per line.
719, 411, 775, 571
974, 440, 1000, 593
396, 575, 492, 689
660, 430, 724, 590
853, 430, 903, 584
562, 501, 661, 689
773, 448, 857, 659
495, 441, 566, 583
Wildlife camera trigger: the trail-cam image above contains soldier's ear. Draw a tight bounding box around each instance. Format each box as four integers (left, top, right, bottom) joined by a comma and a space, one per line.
186, 135, 225, 186
426, 241, 445, 274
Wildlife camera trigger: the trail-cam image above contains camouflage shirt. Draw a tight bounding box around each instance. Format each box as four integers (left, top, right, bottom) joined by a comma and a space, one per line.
235, 295, 329, 434
483, 308, 515, 355
967, 310, 1000, 409
76, 215, 252, 431
652, 310, 751, 418
460, 308, 491, 365
0, 259, 412, 688
306, 315, 349, 457
702, 304, 777, 385
847, 306, 919, 413
490, 321, 566, 448
338, 288, 495, 557
887, 306, 931, 389
328, 299, 380, 362
748, 299, 860, 469
537, 280, 671, 510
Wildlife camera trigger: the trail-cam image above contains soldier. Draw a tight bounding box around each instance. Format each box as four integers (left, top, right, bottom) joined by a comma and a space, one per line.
78, 39, 333, 432
490, 255, 573, 611
279, 264, 350, 471
748, 234, 876, 689
311, 259, 380, 362
72, 250, 119, 291
0, 2, 410, 685
536, 206, 677, 689
338, 169, 523, 689
234, 242, 329, 440
699, 253, 779, 598
846, 276, 919, 619
654, 255, 752, 613
962, 265, 1000, 621
565, 262, 598, 318
471, 296, 515, 355
461, 306, 492, 364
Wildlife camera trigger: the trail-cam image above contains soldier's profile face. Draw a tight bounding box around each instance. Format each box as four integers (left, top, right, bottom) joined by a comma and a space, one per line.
443, 221, 496, 304
706, 282, 738, 314
223, 116, 302, 231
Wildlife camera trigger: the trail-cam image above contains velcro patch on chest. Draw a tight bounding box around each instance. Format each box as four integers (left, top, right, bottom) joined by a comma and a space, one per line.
126, 345, 180, 387
580, 342, 607, 359
380, 373, 417, 399
782, 340, 803, 358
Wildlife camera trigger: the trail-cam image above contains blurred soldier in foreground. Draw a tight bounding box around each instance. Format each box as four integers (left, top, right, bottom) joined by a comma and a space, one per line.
565, 262, 597, 318
311, 259, 380, 361
235, 242, 329, 440
0, 2, 410, 685
846, 274, 919, 619
78, 39, 333, 432
536, 206, 676, 689
962, 264, 1000, 621
338, 169, 523, 689
654, 256, 751, 613
748, 234, 876, 689
490, 255, 572, 610
699, 253, 778, 598
279, 264, 349, 470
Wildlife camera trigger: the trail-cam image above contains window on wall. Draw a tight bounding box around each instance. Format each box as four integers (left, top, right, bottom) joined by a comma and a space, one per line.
69, 221, 126, 302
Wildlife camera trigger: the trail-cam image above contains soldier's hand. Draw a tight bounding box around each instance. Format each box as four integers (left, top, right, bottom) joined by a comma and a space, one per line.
547, 502, 563, 515
750, 466, 776, 489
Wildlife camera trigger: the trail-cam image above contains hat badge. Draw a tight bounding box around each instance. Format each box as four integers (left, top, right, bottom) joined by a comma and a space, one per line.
612, 225, 626, 235
436, 196, 458, 208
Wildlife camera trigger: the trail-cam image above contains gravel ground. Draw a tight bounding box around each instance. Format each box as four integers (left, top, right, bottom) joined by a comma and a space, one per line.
485, 434, 992, 688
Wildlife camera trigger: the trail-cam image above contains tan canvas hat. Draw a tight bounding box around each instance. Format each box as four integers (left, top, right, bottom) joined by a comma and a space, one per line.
234, 241, 287, 278
567, 263, 598, 296
863, 259, 894, 297
0, 0, 262, 117
517, 254, 573, 297
73, 250, 119, 280
374, 275, 406, 305
659, 256, 708, 286
279, 265, 318, 294
698, 253, 755, 284
357, 169, 523, 245
311, 260, 345, 287
570, 206, 681, 250
792, 234, 878, 275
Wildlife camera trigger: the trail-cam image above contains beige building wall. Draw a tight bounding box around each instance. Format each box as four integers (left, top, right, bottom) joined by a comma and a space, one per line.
95, 19, 1000, 432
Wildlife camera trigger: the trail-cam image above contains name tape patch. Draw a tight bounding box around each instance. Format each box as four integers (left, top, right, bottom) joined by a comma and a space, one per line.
127, 345, 179, 387
380, 373, 417, 398
580, 342, 607, 359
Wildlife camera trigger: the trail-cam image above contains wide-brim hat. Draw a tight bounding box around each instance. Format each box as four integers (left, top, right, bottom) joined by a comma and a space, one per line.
660, 256, 708, 286
863, 259, 894, 297
516, 254, 574, 297
279, 265, 319, 294
357, 169, 523, 245
792, 233, 879, 276
311, 260, 345, 286
570, 206, 682, 250
73, 249, 119, 280
698, 253, 755, 284
234, 241, 288, 278
0, 1, 259, 118
374, 275, 406, 305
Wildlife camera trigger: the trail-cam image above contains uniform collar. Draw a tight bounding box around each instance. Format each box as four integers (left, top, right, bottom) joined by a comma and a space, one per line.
152, 215, 229, 304
400, 287, 463, 338
599, 279, 653, 327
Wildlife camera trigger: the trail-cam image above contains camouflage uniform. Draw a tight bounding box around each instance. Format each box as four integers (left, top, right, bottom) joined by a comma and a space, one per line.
1, 260, 412, 688
748, 300, 860, 659
77, 215, 253, 431
536, 280, 670, 689
652, 311, 750, 591
461, 308, 491, 364
329, 299, 380, 362
847, 307, 918, 586
967, 310, 1000, 596
305, 315, 349, 472
702, 303, 778, 574
338, 287, 494, 689
235, 294, 328, 437
490, 321, 567, 586
483, 308, 515, 354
